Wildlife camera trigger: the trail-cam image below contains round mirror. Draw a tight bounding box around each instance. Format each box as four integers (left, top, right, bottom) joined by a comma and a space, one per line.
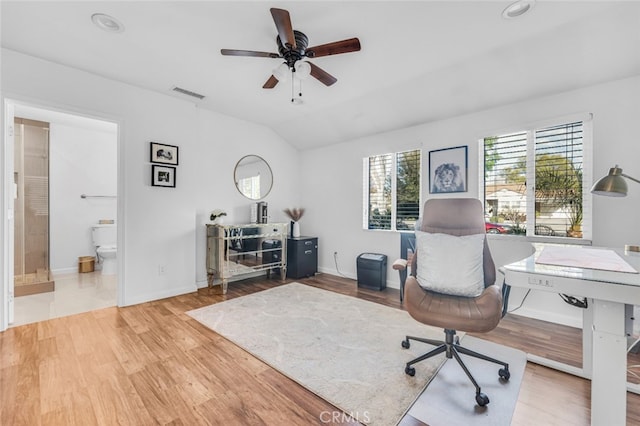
234, 155, 273, 200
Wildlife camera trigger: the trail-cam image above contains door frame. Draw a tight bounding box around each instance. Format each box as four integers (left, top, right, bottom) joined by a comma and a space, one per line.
1, 96, 124, 331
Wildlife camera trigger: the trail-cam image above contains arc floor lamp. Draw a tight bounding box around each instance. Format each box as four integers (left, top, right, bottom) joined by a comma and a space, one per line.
591, 165, 640, 197
591, 165, 640, 252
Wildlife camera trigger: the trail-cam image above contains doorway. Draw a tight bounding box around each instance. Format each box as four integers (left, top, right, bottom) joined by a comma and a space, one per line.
6, 102, 120, 327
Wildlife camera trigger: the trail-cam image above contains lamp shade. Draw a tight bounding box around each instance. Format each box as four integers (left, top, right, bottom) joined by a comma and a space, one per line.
591, 166, 628, 197
273, 63, 290, 81
294, 61, 311, 80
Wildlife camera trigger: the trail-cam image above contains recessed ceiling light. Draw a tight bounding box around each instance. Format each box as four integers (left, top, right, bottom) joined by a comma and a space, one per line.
502, 0, 535, 19
91, 13, 124, 33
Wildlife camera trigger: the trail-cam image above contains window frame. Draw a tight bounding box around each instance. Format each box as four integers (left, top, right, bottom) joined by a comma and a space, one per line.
478, 114, 593, 244
363, 149, 422, 232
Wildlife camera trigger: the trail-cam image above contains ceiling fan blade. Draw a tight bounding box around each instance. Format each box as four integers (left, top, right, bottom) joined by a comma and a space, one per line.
309, 62, 337, 86
306, 38, 361, 58
221, 49, 280, 58
270, 8, 296, 48
263, 75, 279, 89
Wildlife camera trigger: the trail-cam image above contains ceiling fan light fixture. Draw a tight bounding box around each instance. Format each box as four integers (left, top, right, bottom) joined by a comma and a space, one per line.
294, 61, 311, 80
502, 0, 535, 19
91, 13, 124, 33
273, 63, 290, 81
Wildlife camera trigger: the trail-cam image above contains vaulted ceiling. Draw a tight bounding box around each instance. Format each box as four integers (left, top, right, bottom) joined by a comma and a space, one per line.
2, 1, 640, 149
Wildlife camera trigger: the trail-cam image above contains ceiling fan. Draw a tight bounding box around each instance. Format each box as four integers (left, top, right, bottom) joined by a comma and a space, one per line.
221, 8, 361, 89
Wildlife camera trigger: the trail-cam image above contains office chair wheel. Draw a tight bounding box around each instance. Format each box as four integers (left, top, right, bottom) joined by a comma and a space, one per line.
476, 392, 490, 407
499, 368, 510, 381
401, 339, 410, 349
405, 366, 416, 376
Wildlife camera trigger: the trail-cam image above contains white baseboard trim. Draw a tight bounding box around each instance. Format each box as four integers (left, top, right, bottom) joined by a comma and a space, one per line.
196, 270, 268, 289
122, 284, 198, 307
386, 279, 400, 290
508, 307, 582, 329
318, 266, 356, 281
51, 267, 80, 275
317, 267, 403, 290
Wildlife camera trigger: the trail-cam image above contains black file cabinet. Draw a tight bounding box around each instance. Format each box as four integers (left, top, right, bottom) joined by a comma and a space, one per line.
287, 237, 318, 279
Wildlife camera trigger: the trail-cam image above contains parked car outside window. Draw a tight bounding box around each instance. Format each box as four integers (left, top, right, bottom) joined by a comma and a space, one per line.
485, 222, 510, 234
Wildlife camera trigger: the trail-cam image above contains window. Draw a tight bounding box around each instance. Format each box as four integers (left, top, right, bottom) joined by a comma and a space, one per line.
482, 118, 591, 239
364, 149, 421, 231
238, 175, 260, 200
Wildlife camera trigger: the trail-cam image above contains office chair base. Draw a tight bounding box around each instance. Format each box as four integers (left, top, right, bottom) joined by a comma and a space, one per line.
402, 329, 510, 407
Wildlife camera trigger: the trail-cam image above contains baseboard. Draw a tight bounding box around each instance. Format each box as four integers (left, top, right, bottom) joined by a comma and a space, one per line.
317, 266, 356, 281
51, 267, 81, 275
509, 307, 582, 329
318, 267, 403, 290
122, 284, 198, 307
196, 270, 268, 289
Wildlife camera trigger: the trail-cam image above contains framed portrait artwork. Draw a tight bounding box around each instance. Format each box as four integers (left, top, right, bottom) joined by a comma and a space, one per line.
150, 142, 179, 165
428, 145, 468, 194
151, 165, 176, 188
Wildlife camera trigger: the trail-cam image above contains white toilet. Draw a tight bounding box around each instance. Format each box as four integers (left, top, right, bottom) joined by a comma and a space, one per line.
92, 224, 117, 275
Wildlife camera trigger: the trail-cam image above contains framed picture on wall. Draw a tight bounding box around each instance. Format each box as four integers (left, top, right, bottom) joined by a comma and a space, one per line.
150, 142, 179, 165
429, 145, 468, 194
151, 165, 176, 188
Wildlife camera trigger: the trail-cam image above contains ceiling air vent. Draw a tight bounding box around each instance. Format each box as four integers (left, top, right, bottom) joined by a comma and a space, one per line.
171, 86, 205, 100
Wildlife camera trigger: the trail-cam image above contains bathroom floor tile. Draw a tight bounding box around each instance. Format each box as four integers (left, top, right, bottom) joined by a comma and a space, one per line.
11, 271, 117, 327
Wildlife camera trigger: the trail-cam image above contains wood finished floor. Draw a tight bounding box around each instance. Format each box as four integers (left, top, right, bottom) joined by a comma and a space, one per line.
1, 273, 639, 425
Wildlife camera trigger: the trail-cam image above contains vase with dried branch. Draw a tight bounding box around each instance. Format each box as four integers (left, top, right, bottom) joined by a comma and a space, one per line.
284, 208, 305, 238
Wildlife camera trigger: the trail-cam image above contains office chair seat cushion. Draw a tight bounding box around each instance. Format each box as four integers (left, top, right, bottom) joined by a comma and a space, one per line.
405, 278, 503, 332
415, 231, 485, 297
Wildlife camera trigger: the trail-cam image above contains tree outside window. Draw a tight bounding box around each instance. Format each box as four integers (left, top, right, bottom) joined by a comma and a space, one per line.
365, 150, 420, 231
482, 120, 588, 239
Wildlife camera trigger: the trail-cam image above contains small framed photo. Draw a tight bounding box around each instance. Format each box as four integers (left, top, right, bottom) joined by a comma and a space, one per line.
150, 142, 179, 165
152, 165, 176, 188
429, 145, 468, 194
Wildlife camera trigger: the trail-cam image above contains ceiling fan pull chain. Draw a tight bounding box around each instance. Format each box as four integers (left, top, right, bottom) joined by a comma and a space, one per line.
291, 71, 295, 103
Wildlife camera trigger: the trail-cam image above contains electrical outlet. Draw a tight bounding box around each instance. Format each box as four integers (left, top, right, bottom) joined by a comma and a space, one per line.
158, 265, 165, 275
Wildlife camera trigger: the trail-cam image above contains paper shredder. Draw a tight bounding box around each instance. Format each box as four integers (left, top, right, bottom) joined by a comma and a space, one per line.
357, 253, 387, 290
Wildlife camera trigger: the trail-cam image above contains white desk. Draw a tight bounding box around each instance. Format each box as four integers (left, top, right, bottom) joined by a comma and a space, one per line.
502, 247, 640, 426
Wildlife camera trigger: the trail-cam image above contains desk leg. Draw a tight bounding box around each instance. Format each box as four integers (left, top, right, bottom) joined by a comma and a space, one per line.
591, 300, 626, 426
582, 301, 593, 377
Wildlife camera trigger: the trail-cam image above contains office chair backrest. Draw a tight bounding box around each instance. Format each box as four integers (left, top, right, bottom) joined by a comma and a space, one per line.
421, 198, 496, 288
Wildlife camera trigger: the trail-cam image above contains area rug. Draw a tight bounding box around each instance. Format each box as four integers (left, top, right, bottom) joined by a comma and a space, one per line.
187, 282, 448, 425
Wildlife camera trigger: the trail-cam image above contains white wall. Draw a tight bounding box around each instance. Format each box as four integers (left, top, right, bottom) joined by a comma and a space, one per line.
3, 46, 639, 329
49, 122, 117, 272
1, 48, 300, 311
300, 75, 640, 327
193, 108, 300, 286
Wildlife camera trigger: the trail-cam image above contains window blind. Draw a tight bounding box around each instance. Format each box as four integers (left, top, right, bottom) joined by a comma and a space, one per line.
396, 150, 421, 230
364, 149, 421, 231
482, 119, 588, 239
368, 154, 392, 230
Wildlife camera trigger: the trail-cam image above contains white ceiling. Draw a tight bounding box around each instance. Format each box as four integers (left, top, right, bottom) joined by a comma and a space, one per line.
2, 1, 640, 150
